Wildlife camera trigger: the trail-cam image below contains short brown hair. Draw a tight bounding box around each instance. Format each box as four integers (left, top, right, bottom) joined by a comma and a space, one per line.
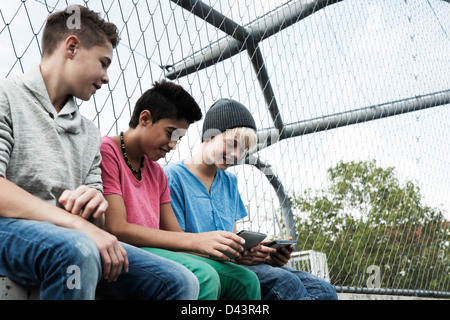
42, 5, 119, 57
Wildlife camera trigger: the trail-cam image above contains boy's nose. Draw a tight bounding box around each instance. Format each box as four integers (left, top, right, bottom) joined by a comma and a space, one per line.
168, 140, 177, 150
102, 72, 109, 84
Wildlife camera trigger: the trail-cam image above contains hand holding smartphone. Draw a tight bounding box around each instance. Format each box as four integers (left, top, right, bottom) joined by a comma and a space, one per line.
222, 230, 267, 259
236, 230, 267, 250
264, 239, 296, 251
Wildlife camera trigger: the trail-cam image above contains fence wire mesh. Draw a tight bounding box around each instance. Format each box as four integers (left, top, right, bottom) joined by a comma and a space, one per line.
1, 0, 449, 297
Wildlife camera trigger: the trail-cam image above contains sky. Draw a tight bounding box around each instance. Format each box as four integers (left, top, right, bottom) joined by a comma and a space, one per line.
0, 0, 449, 232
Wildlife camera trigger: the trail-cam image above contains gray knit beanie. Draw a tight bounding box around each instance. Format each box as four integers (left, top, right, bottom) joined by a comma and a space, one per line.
202, 98, 257, 142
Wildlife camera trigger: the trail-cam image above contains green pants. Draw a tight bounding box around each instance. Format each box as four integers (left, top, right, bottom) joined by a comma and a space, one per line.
141, 247, 261, 300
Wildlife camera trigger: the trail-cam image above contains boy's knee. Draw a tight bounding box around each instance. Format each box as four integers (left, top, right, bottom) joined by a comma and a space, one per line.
244, 269, 261, 299
72, 238, 101, 270
53, 231, 102, 282
194, 263, 221, 300
321, 282, 338, 300
230, 266, 261, 300
39, 230, 101, 299
172, 269, 200, 300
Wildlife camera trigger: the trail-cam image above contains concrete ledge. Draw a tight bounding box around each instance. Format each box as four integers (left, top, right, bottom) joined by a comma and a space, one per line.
1, 277, 447, 300
0, 277, 39, 300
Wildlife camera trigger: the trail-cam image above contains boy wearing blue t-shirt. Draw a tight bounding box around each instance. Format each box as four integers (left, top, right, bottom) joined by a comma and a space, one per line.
165, 98, 338, 300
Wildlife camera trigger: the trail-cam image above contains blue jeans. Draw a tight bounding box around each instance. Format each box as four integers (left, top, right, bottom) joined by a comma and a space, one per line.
243, 264, 338, 300
0, 218, 199, 300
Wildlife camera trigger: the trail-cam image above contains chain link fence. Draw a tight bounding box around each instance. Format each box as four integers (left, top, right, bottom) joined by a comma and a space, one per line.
1, 0, 449, 297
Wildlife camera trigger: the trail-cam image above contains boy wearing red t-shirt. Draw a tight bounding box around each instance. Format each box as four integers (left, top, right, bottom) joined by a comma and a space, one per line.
100, 80, 261, 300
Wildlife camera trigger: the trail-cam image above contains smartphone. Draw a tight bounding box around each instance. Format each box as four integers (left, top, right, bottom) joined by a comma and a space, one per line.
222, 230, 267, 259
265, 239, 296, 250
236, 230, 267, 250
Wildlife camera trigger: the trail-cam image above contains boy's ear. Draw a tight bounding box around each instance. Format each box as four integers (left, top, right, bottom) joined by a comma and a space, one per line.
65, 35, 80, 59
140, 110, 153, 126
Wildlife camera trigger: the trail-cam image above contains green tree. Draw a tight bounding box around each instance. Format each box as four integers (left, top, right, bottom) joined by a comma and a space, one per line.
290, 160, 449, 291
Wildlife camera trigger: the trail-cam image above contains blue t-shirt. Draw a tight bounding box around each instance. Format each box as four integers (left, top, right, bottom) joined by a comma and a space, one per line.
164, 161, 247, 233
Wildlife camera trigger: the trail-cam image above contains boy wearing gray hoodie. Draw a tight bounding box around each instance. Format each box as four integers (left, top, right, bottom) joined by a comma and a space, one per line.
0, 5, 198, 300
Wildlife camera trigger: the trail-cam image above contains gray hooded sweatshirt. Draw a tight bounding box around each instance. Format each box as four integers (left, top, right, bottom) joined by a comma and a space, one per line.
0, 64, 103, 208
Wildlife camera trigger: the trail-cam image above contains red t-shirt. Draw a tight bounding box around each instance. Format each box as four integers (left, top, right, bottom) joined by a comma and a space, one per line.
100, 136, 171, 229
